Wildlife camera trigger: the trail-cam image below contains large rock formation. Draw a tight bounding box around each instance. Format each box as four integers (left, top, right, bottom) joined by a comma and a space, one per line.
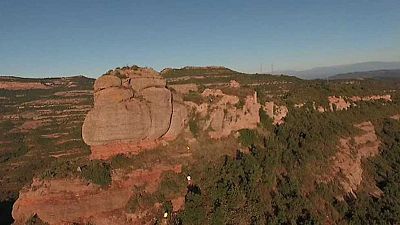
320, 121, 381, 197
185, 88, 261, 139
82, 66, 188, 158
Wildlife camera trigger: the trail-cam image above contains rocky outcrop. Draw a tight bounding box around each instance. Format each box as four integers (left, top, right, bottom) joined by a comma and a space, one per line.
94, 75, 122, 91
169, 84, 198, 94
328, 95, 392, 111
163, 101, 188, 140
12, 164, 182, 225
263, 101, 288, 125
350, 94, 391, 102
317, 106, 326, 113
229, 80, 240, 88
391, 114, 400, 120
328, 96, 351, 111
82, 66, 188, 158
93, 87, 133, 106
321, 121, 380, 196
186, 89, 260, 139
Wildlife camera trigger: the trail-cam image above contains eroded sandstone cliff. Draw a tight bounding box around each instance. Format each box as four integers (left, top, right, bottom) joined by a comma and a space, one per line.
82, 67, 188, 159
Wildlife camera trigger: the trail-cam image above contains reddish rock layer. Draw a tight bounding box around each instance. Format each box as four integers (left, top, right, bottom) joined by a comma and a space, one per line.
12, 164, 182, 225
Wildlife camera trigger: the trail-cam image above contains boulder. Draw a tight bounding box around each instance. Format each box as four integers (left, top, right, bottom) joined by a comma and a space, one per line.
126, 67, 167, 91
82, 100, 151, 146
94, 87, 133, 107
130, 77, 166, 91
93, 75, 122, 91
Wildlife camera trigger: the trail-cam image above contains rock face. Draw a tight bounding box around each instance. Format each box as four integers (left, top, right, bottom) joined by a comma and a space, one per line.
263, 101, 288, 125
169, 83, 198, 94
163, 101, 188, 140
328, 95, 392, 111
186, 89, 261, 139
93, 75, 122, 91
12, 164, 182, 225
82, 66, 188, 158
320, 121, 380, 196
229, 80, 240, 88
328, 96, 351, 111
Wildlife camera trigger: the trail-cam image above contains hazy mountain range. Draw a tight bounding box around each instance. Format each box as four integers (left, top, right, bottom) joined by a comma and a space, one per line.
329, 69, 400, 80
279, 61, 400, 79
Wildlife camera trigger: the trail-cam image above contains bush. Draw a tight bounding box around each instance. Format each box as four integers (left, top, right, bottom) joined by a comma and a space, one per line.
259, 108, 273, 129
81, 160, 112, 187
110, 154, 132, 169
183, 91, 203, 104
189, 119, 199, 137
239, 129, 258, 147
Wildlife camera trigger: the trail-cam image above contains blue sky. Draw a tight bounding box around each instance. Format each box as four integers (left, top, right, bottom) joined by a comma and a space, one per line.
0, 0, 399, 77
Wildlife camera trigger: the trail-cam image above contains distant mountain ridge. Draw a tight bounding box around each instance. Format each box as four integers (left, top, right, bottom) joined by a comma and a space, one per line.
281, 61, 400, 79
329, 69, 400, 80
160, 66, 240, 78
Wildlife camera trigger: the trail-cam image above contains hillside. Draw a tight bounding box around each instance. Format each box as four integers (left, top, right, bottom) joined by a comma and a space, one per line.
0, 75, 94, 224
329, 69, 400, 80
1, 66, 400, 225
161, 66, 241, 78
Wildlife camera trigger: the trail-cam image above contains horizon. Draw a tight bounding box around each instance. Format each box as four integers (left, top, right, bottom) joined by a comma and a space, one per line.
1, 0, 399, 78
1, 60, 400, 79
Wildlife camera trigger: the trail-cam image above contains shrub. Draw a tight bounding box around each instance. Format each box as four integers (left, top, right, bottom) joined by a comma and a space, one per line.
183, 91, 203, 104
126, 189, 161, 213
189, 119, 199, 137
239, 129, 258, 146
110, 154, 132, 169
81, 160, 111, 187
259, 108, 273, 129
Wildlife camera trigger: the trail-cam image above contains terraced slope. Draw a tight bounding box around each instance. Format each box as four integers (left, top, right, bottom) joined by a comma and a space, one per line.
0, 76, 94, 203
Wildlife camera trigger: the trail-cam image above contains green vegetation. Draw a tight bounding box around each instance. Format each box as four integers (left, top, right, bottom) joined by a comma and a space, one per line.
81, 160, 112, 187
333, 119, 400, 224
259, 108, 273, 129
189, 118, 199, 137
183, 91, 203, 104
238, 129, 258, 147
162, 67, 239, 79
173, 103, 400, 224
126, 187, 161, 213
0, 75, 94, 204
